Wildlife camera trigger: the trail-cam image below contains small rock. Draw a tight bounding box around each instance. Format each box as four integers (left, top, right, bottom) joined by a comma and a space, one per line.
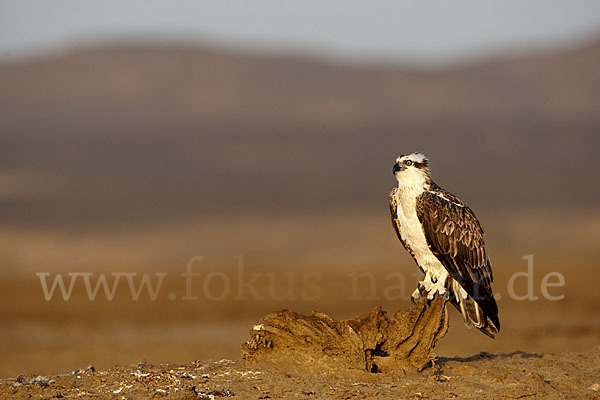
31, 376, 52, 388
178, 372, 195, 380
71, 365, 95, 375
132, 370, 150, 378
589, 383, 600, 391
206, 388, 235, 397
14, 375, 53, 387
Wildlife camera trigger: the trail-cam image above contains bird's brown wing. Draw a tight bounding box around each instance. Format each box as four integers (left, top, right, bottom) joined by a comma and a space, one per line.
416, 189, 500, 333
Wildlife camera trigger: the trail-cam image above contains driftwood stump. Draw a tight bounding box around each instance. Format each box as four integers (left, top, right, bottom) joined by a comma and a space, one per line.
241, 297, 448, 374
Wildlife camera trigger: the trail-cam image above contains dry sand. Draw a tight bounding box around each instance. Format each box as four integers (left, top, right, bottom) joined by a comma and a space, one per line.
2, 347, 599, 399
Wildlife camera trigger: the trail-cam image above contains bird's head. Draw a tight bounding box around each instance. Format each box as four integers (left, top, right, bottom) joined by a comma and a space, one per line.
393, 152, 431, 188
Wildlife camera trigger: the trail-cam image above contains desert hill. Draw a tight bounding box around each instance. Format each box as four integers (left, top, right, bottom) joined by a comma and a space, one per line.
1, 40, 599, 229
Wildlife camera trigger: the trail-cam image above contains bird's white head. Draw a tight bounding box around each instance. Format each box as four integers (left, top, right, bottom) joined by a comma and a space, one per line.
393, 152, 431, 190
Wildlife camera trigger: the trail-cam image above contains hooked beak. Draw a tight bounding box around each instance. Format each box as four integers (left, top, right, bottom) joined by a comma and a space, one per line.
393, 162, 402, 174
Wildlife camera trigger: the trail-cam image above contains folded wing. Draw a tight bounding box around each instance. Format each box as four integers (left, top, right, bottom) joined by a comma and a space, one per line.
416, 188, 500, 337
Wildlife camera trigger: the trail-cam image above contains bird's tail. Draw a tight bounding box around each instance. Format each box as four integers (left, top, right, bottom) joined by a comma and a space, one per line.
448, 278, 500, 338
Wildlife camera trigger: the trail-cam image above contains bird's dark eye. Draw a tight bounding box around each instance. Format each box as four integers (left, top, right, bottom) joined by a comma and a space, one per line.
405, 160, 413, 166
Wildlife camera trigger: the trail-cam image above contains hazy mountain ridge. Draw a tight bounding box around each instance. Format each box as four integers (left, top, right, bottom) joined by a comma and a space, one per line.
0, 40, 599, 228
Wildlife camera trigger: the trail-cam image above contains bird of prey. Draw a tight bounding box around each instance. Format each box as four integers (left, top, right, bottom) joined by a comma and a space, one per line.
390, 152, 500, 338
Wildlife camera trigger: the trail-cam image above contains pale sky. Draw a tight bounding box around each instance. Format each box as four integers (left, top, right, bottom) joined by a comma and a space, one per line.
1, 0, 600, 64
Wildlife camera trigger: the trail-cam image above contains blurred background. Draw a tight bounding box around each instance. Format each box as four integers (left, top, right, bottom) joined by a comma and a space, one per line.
1, 0, 599, 378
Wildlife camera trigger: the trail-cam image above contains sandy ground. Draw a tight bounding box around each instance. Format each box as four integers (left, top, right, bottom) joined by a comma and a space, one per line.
1, 215, 599, 399
2, 347, 600, 399
1, 253, 599, 379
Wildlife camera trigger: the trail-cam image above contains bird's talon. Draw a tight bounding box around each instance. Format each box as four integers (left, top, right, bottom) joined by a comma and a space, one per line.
411, 287, 421, 304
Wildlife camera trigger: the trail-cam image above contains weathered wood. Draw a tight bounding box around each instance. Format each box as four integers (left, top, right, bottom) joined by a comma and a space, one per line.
241, 296, 448, 374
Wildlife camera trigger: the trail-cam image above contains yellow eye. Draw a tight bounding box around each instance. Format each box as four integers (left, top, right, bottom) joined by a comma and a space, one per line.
405, 160, 413, 166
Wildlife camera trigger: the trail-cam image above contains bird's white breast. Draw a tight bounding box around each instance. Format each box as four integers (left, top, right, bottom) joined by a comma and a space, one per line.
396, 187, 445, 278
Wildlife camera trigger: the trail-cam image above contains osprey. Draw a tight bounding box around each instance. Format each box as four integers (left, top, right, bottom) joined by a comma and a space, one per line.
390, 152, 500, 338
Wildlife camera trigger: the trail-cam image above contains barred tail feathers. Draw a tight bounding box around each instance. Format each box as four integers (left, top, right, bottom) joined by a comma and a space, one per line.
450, 278, 499, 338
